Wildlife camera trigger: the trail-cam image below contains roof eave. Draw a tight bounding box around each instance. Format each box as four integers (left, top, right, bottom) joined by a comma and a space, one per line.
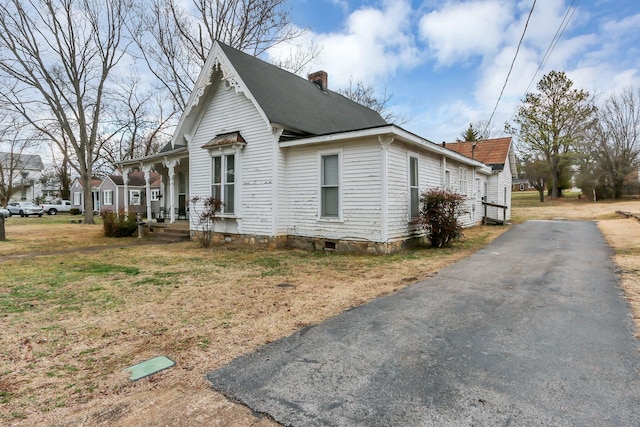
118, 147, 188, 167
280, 125, 491, 170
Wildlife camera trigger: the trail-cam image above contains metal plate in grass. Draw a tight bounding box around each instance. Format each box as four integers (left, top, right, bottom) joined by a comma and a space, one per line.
124, 356, 175, 381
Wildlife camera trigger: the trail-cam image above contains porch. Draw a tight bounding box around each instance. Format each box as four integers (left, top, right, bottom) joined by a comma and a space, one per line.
119, 143, 189, 224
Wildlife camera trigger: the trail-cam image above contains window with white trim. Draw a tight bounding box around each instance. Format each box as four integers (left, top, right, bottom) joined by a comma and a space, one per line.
459, 167, 467, 195
211, 154, 235, 214
129, 190, 141, 205
73, 192, 81, 206
321, 153, 340, 218
444, 170, 451, 190
103, 190, 113, 205
409, 156, 419, 218
151, 189, 160, 201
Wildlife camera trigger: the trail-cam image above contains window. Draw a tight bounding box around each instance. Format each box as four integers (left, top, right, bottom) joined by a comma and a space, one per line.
444, 170, 451, 190
73, 192, 81, 206
211, 154, 235, 214
103, 190, 113, 205
321, 153, 339, 218
409, 156, 419, 218
151, 189, 160, 201
459, 167, 468, 194
130, 190, 141, 205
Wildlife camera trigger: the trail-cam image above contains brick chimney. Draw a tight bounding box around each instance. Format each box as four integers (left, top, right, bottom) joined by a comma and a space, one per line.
308, 71, 328, 91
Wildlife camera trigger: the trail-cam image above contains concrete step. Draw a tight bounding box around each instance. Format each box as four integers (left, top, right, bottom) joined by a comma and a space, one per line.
144, 224, 191, 242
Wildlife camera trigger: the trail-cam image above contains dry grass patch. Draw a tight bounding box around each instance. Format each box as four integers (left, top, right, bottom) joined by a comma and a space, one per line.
0, 217, 118, 256
598, 218, 640, 336
1, 224, 507, 426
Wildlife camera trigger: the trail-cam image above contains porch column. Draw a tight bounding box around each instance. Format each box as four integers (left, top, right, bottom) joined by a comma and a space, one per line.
123, 168, 130, 215
142, 165, 152, 222
168, 163, 176, 223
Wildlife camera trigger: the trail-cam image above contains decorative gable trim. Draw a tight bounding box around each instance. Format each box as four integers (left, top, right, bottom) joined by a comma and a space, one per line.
173, 42, 272, 150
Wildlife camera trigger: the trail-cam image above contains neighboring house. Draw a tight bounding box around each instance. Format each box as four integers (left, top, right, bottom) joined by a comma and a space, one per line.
0, 152, 44, 202
445, 137, 517, 222
99, 170, 162, 216
70, 177, 102, 213
121, 41, 495, 253
512, 178, 536, 192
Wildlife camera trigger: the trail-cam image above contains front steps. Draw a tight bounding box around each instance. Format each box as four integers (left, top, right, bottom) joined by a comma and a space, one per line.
144, 222, 191, 242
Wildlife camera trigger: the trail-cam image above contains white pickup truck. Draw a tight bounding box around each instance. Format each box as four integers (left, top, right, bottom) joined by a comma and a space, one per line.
41, 200, 72, 215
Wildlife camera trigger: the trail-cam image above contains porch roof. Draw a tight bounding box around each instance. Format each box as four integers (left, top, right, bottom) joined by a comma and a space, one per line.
119, 143, 188, 167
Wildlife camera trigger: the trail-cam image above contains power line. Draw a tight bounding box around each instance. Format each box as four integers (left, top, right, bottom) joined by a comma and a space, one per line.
521, 0, 577, 105
483, 0, 537, 137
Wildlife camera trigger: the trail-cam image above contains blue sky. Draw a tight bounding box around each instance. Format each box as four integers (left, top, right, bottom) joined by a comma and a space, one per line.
267, 0, 640, 143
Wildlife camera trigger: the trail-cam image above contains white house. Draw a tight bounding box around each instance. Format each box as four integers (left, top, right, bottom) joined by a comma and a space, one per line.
445, 137, 517, 223
0, 152, 44, 202
122, 41, 502, 253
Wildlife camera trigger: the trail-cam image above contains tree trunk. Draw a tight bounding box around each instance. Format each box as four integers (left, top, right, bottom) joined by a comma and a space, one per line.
0, 215, 5, 241
538, 188, 545, 202
82, 174, 95, 224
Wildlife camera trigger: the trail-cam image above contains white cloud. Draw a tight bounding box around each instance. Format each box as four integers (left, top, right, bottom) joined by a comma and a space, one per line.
418, 0, 513, 66
267, 0, 420, 90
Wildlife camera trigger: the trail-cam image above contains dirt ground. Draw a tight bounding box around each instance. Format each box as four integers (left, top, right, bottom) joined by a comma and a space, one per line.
2, 198, 639, 427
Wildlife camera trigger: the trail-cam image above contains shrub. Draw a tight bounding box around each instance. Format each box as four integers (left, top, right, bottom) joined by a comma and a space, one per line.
100, 209, 138, 238
417, 189, 468, 248
189, 196, 222, 247
70, 208, 81, 215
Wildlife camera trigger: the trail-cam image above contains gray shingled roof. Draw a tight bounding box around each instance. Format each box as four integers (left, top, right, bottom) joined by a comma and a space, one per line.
0, 152, 44, 170
218, 42, 388, 136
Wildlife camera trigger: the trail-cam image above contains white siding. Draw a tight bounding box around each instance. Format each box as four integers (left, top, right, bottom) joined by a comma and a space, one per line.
386, 145, 409, 240
283, 139, 383, 242
387, 143, 470, 240
500, 161, 513, 220
189, 81, 276, 235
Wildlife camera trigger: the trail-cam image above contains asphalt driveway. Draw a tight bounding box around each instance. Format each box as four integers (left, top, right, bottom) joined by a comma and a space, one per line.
207, 220, 640, 426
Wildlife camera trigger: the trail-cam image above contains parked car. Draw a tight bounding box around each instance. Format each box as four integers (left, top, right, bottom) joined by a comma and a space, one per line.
0, 206, 9, 218
6, 201, 43, 217
41, 199, 72, 215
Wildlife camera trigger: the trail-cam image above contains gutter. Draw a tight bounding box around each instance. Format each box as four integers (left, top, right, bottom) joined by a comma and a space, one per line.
279, 124, 491, 172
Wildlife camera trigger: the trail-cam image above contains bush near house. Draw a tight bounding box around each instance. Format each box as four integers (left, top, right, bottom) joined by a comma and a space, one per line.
418, 189, 468, 248
189, 196, 223, 247
70, 208, 81, 215
100, 209, 137, 237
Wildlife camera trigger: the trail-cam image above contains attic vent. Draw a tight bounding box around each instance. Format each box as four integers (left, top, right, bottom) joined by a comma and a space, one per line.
308, 71, 328, 91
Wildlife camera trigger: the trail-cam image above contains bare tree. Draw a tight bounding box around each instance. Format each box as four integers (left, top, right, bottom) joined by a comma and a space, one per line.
136, 0, 311, 112
337, 79, 407, 124
591, 88, 640, 198
97, 78, 176, 173
47, 135, 74, 200
0, 0, 134, 223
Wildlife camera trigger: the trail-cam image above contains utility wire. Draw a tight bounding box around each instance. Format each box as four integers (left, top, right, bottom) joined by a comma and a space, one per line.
482, 0, 537, 138
520, 0, 577, 108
